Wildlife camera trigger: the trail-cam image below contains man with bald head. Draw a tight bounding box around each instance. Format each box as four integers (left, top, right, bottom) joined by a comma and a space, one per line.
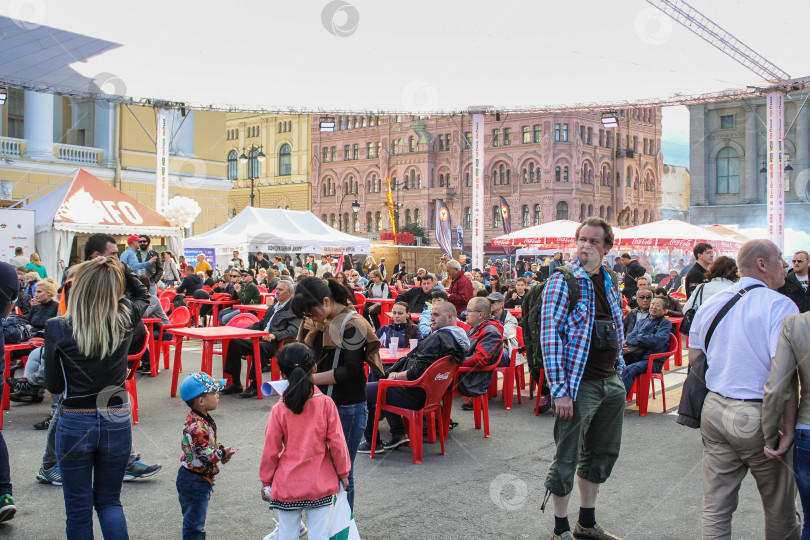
457, 297, 504, 401
689, 239, 800, 539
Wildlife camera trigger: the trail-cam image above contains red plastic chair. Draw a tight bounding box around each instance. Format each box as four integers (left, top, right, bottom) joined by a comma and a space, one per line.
670, 291, 686, 300
455, 364, 498, 438
489, 326, 525, 410
157, 307, 190, 370
456, 320, 471, 331
211, 293, 232, 301
201, 286, 212, 294
258, 286, 268, 293
214, 313, 259, 386
125, 329, 149, 425
626, 334, 678, 416
161, 290, 177, 302
159, 296, 171, 313
264, 339, 295, 383
370, 356, 458, 464
353, 292, 366, 312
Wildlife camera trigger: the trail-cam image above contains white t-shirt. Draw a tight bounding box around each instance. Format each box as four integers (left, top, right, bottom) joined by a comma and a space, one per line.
797, 273, 809, 292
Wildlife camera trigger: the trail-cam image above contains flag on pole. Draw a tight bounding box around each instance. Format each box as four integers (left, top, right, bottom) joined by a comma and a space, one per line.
456, 225, 464, 250
499, 196, 511, 255
385, 176, 398, 238
435, 199, 453, 257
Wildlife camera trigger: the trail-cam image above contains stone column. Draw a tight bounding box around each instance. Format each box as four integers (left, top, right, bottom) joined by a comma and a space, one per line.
23, 91, 54, 160
745, 108, 759, 202
690, 105, 707, 205
94, 101, 116, 167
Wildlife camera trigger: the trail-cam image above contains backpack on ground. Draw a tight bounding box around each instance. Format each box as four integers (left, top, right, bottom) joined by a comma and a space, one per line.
520, 265, 618, 411
3, 317, 34, 344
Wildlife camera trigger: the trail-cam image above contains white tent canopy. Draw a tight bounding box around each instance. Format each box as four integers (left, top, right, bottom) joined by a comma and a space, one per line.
24, 169, 184, 279
0, 2, 808, 112
183, 208, 371, 261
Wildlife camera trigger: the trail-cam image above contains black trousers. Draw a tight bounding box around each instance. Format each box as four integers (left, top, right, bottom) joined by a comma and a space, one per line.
223, 339, 278, 386
363, 302, 382, 330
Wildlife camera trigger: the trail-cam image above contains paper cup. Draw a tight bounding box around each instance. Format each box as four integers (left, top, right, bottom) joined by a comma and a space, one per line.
409, 339, 418, 349
389, 336, 399, 350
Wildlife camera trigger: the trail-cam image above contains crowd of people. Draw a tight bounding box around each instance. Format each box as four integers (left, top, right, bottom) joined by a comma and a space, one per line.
0, 224, 808, 540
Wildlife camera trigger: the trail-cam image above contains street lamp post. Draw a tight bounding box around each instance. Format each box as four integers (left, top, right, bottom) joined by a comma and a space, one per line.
389, 179, 409, 231
337, 190, 361, 232
238, 145, 266, 207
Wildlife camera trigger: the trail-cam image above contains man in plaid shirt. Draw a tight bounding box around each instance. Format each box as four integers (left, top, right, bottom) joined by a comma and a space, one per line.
540, 217, 625, 540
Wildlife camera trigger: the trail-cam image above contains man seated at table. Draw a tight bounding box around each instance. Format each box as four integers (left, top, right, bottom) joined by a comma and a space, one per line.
418, 290, 448, 338
221, 280, 301, 398
395, 272, 437, 314
623, 286, 653, 335
488, 292, 518, 367
357, 302, 469, 453
621, 296, 672, 396
197, 271, 240, 327
458, 297, 504, 410
220, 269, 262, 326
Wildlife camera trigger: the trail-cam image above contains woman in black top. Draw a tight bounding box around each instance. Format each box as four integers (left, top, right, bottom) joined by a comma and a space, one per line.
292, 277, 381, 511
44, 257, 149, 539
26, 278, 59, 333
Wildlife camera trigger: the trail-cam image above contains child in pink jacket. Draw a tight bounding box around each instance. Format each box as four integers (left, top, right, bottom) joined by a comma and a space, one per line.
260, 343, 351, 540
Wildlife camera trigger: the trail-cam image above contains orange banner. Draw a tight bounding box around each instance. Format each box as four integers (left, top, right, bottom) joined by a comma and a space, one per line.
385, 176, 398, 237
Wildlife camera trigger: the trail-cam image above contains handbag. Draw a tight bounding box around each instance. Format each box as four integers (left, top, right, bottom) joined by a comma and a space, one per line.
328, 485, 360, 540
679, 283, 705, 336
676, 284, 763, 428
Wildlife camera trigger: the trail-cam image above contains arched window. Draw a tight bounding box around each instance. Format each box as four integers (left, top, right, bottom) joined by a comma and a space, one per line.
534, 204, 542, 225
375, 211, 382, 232
248, 148, 260, 178
588, 204, 593, 216
716, 147, 739, 194
499, 164, 505, 186
353, 213, 359, 233
529, 163, 535, 183
522, 204, 530, 227
599, 206, 605, 218
410, 169, 416, 189
405, 209, 412, 225
633, 208, 638, 225
330, 213, 336, 228
493, 206, 501, 228
366, 211, 372, 232
321, 214, 327, 223
626, 166, 632, 187
643, 209, 649, 223
414, 209, 421, 227
227, 150, 238, 180
492, 169, 498, 185
563, 167, 569, 182
522, 168, 527, 183
341, 213, 348, 232
556, 201, 568, 220
464, 207, 472, 229
465, 172, 470, 187
278, 144, 291, 176
580, 204, 586, 221
555, 166, 561, 182
606, 206, 612, 221
506, 169, 511, 184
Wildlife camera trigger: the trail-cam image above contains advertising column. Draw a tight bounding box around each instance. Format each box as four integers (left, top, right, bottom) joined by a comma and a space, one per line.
766, 92, 785, 251
156, 109, 170, 216
471, 113, 485, 270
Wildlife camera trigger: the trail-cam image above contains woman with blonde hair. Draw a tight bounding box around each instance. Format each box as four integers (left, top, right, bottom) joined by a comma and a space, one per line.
362, 256, 377, 276
43, 256, 149, 538
25, 253, 47, 279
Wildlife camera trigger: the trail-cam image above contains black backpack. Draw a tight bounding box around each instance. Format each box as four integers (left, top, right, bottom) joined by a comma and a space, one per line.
3, 317, 34, 344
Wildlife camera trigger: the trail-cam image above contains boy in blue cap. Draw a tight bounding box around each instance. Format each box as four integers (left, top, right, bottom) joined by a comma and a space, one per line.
177, 372, 236, 539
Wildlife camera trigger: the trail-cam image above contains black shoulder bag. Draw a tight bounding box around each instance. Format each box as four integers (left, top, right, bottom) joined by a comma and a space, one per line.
679, 283, 705, 336
676, 284, 763, 428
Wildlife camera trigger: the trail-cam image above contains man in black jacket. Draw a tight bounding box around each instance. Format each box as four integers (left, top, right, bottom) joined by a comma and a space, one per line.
358, 302, 469, 453
221, 280, 301, 398
394, 273, 437, 314
176, 265, 204, 297
619, 253, 646, 301
136, 235, 163, 287
778, 250, 810, 313
684, 242, 714, 300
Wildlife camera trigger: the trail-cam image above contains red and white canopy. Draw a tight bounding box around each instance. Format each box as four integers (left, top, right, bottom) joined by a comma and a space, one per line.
491, 220, 581, 248
614, 219, 744, 251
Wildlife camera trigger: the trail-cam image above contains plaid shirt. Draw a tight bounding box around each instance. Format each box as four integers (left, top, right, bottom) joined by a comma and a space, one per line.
540, 259, 625, 400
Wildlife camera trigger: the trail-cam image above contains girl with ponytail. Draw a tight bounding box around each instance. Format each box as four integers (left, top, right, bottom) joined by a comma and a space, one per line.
259, 342, 350, 539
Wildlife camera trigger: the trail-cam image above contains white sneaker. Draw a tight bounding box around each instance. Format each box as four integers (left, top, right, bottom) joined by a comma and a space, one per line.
263, 518, 307, 540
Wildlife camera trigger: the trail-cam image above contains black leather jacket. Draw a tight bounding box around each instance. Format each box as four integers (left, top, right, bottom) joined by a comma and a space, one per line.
44, 269, 149, 408
778, 270, 810, 313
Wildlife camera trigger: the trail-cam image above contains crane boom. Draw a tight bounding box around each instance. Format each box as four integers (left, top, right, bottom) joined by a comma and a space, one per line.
647, 0, 790, 82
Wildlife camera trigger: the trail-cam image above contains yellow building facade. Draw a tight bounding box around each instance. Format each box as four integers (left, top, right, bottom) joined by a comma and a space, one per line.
0, 89, 230, 237
225, 113, 310, 214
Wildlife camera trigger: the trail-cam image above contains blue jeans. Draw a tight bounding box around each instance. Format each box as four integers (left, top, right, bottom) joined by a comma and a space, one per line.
336, 401, 367, 512
622, 358, 664, 395
56, 408, 132, 540
365, 381, 424, 440
795, 429, 810, 540
218, 309, 238, 325
176, 466, 212, 540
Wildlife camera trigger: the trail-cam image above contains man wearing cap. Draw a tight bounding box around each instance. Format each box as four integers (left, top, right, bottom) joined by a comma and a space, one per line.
488, 292, 519, 367
120, 235, 155, 275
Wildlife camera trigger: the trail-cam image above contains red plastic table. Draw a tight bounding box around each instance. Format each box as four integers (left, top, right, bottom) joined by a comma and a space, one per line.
507, 308, 522, 319
379, 347, 412, 365
2, 339, 43, 428
168, 327, 269, 399
667, 316, 684, 366
185, 298, 239, 328
260, 292, 275, 304
142, 317, 163, 377
235, 304, 270, 318
366, 298, 396, 326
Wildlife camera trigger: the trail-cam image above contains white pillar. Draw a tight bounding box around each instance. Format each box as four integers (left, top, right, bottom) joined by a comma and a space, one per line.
94, 101, 116, 167
23, 91, 54, 160
745, 109, 759, 203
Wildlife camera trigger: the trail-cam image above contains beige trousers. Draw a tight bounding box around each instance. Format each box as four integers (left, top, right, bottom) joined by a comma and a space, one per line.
701, 392, 800, 540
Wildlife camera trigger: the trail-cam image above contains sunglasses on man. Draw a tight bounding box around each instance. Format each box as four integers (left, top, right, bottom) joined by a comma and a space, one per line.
793, 259, 806, 264
637, 295, 652, 300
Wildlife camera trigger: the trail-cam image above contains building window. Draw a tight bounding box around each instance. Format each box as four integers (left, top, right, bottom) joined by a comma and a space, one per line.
492, 129, 499, 147
465, 132, 472, 148
438, 136, 444, 151
415, 208, 421, 227
522, 126, 530, 144
555, 124, 561, 142
533, 124, 541, 143
367, 142, 373, 158
493, 206, 501, 228
405, 209, 412, 225
503, 128, 511, 146
556, 201, 568, 220
529, 163, 536, 183
563, 167, 569, 182
322, 147, 329, 163
562, 124, 569, 142
720, 114, 734, 129
627, 166, 632, 187
330, 146, 336, 161
555, 166, 561, 182
375, 211, 382, 232
352, 144, 359, 160
330, 213, 336, 228
279, 144, 291, 176
716, 147, 739, 194
343, 145, 350, 160
366, 212, 372, 232
438, 173, 445, 187
587, 127, 592, 145
353, 213, 359, 232
408, 136, 415, 152
444, 134, 450, 150
534, 204, 542, 225
522, 204, 530, 227
227, 150, 238, 181
248, 148, 260, 178
464, 207, 472, 229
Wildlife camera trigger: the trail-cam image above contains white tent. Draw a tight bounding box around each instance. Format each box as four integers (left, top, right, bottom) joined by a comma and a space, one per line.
24, 169, 184, 279
183, 208, 371, 267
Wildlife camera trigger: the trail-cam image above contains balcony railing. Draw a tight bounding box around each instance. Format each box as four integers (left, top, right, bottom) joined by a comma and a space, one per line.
0, 137, 23, 157
54, 143, 103, 165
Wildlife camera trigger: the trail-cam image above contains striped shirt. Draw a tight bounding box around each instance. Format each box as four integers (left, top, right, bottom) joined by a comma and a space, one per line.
540, 259, 625, 400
